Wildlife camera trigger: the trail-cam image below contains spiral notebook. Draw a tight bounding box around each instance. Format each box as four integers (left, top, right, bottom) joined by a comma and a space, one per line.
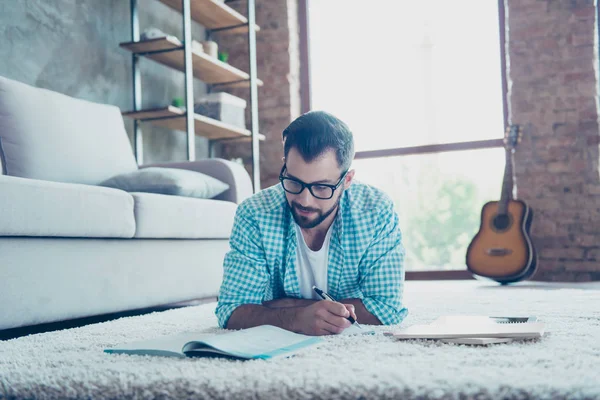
435, 316, 540, 344
385, 315, 543, 345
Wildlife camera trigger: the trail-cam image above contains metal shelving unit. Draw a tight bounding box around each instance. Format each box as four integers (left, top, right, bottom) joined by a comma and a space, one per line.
124, 0, 262, 192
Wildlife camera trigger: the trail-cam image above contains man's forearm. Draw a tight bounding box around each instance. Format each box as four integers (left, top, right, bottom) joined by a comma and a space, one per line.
263, 298, 317, 308
262, 297, 383, 325
225, 304, 301, 332
340, 298, 382, 325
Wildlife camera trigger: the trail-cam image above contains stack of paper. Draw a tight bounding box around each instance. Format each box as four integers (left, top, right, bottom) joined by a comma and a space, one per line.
385, 315, 544, 345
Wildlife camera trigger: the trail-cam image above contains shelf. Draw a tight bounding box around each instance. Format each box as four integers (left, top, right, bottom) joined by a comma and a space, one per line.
159, 0, 260, 33
120, 36, 263, 88
122, 106, 265, 141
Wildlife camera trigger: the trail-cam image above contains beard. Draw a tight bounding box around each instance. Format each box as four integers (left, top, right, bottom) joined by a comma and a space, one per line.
289, 190, 343, 229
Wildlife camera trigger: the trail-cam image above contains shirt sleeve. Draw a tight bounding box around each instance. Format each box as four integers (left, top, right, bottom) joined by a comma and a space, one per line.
358, 200, 408, 325
215, 203, 270, 328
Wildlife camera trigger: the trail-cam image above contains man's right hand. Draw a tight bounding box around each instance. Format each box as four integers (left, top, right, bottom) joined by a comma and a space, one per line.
294, 301, 354, 336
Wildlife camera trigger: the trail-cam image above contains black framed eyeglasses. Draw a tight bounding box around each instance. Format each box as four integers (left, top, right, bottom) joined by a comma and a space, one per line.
279, 164, 348, 200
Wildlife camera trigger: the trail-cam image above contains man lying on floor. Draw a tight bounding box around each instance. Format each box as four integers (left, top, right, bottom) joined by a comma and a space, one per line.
215, 111, 408, 336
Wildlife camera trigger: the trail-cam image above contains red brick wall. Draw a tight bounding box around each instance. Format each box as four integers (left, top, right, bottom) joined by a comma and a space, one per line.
213, 0, 301, 189
507, 0, 600, 281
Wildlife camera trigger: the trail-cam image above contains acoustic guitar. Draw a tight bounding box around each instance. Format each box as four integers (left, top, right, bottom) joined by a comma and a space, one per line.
466, 125, 538, 284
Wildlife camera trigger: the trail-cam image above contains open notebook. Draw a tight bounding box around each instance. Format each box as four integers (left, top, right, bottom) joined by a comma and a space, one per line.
385, 315, 544, 345
104, 325, 322, 360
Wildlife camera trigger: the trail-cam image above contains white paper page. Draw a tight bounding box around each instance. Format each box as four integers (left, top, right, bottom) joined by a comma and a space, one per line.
432, 316, 537, 326
341, 323, 375, 335
197, 325, 320, 358
432, 316, 498, 326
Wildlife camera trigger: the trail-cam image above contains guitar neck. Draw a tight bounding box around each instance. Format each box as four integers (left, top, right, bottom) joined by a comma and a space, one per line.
499, 146, 514, 214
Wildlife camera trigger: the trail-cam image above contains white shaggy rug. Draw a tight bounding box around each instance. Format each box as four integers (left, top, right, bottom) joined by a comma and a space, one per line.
1, 280, 600, 400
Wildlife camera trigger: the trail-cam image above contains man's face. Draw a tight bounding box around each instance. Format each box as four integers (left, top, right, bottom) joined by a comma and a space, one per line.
283, 148, 353, 229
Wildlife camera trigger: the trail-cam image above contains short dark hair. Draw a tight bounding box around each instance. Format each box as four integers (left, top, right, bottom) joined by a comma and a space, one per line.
282, 111, 355, 171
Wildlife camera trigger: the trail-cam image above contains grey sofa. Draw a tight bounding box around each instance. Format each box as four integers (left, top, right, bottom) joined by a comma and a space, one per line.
0, 76, 252, 331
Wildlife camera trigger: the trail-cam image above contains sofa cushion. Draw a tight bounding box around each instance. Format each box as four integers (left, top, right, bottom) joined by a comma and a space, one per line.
131, 192, 236, 239
0, 76, 138, 185
0, 175, 135, 238
99, 167, 229, 199
141, 159, 253, 204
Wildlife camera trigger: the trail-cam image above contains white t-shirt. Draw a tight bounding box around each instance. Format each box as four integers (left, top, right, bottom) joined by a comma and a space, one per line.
295, 223, 333, 299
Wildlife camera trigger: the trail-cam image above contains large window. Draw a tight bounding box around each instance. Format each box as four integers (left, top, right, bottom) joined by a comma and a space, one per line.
352, 149, 504, 271
307, 1, 506, 272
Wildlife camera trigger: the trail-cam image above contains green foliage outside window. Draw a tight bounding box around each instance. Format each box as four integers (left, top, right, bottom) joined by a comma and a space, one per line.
396, 164, 483, 270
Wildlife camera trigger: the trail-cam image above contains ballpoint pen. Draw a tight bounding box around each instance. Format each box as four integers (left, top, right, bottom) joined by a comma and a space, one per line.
312, 285, 363, 329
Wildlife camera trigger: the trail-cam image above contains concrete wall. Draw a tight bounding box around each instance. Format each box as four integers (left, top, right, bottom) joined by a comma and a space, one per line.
0, 0, 210, 164
0, 0, 302, 185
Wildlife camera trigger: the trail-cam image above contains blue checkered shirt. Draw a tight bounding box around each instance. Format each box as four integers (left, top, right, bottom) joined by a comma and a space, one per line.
215, 182, 408, 328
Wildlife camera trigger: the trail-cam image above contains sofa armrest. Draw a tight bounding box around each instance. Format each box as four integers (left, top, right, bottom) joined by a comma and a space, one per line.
140, 159, 253, 204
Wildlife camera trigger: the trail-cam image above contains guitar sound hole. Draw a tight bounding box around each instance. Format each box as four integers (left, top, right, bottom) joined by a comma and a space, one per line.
492, 213, 512, 231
